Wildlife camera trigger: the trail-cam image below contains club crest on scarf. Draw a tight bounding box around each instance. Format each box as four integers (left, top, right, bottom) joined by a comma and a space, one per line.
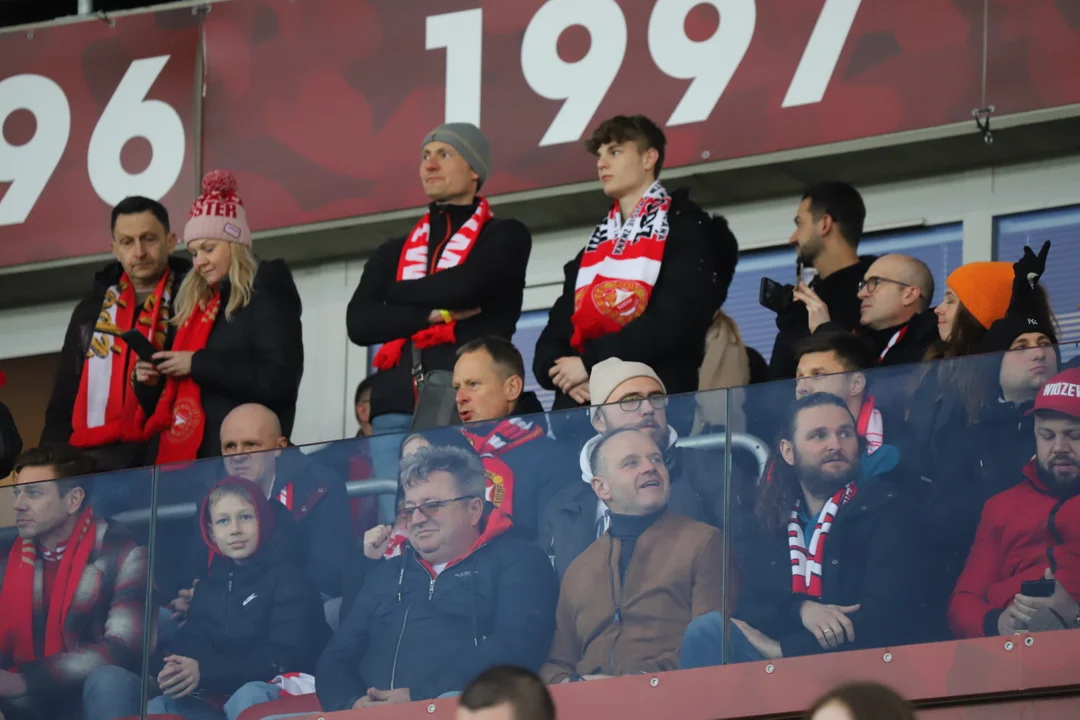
788, 482, 857, 598
571, 182, 670, 352
460, 417, 545, 520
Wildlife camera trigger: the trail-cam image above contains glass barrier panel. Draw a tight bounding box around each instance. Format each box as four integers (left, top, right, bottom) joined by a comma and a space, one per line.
0, 463, 155, 720
715, 343, 1080, 671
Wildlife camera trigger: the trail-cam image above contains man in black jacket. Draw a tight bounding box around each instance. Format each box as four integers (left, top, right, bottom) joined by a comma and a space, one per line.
679, 393, 922, 666
453, 336, 577, 540
42, 196, 191, 473
315, 446, 557, 710
346, 122, 531, 521
533, 115, 719, 418
541, 358, 728, 579
769, 182, 874, 380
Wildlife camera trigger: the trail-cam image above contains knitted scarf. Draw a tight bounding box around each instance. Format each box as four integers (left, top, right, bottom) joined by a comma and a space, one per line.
373, 199, 493, 371
136, 292, 221, 463
71, 269, 174, 448
570, 181, 670, 351
0, 507, 96, 665
788, 482, 857, 597
461, 417, 545, 517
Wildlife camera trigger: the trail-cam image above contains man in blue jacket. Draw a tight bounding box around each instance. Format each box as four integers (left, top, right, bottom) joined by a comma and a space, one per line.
315, 445, 557, 710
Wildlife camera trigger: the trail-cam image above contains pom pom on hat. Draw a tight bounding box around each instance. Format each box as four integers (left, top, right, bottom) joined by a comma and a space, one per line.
184, 170, 252, 247
201, 169, 239, 195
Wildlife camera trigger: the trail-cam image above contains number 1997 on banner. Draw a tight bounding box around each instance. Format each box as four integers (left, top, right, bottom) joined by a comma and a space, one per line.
428, 0, 862, 146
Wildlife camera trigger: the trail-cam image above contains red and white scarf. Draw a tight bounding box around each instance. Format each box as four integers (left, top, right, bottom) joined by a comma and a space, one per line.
136, 292, 221, 463
856, 395, 883, 455
570, 181, 670, 351
788, 482, 857, 597
0, 507, 96, 666
461, 418, 546, 516
70, 270, 175, 448
373, 199, 494, 371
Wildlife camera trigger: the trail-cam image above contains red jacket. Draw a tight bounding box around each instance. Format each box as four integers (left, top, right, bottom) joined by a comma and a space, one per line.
948, 461, 1080, 638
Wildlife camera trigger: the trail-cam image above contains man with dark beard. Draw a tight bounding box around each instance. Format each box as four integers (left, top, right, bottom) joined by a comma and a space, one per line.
679, 393, 921, 666
949, 367, 1080, 638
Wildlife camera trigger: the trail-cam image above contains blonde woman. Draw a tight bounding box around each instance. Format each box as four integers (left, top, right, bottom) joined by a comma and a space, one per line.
134, 171, 303, 462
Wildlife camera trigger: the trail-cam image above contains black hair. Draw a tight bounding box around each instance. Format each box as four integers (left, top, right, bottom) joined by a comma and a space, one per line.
806, 682, 915, 720
796, 331, 878, 372
460, 666, 556, 720
14, 444, 97, 504
585, 115, 667, 177
354, 376, 375, 406
802, 182, 866, 247
111, 196, 171, 234
457, 335, 525, 381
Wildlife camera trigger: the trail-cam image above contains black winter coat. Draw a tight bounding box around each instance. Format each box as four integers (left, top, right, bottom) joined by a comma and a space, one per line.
769, 257, 875, 380
140, 259, 304, 459
346, 201, 532, 419
42, 257, 192, 471
533, 188, 720, 412
734, 449, 926, 656
316, 517, 558, 708
0, 402, 22, 479
170, 502, 328, 694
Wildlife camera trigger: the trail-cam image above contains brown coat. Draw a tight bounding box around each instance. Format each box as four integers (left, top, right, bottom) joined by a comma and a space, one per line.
539, 511, 727, 683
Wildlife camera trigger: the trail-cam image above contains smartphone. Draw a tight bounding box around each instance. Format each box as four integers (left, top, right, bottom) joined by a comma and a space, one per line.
1020, 578, 1056, 598
759, 277, 793, 314
101, 329, 159, 362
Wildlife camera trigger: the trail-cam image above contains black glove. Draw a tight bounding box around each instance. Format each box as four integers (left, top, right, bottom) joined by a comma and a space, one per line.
1013, 240, 1050, 293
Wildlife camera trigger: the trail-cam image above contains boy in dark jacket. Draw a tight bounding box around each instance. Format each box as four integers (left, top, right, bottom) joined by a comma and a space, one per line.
680, 394, 923, 667
144, 477, 327, 720
533, 115, 720, 419
316, 446, 557, 711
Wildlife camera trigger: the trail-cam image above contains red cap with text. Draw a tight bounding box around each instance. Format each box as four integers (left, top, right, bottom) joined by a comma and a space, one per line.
1031, 368, 1080, 419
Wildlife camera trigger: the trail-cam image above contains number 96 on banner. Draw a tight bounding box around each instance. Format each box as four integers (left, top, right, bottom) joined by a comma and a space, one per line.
0, 55, 185, 227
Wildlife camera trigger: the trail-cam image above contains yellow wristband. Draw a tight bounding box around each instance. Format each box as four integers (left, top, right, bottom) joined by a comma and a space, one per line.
439, 309, 453, 324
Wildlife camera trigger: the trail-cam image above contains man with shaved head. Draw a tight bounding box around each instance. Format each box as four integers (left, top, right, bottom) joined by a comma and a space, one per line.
540, 427, 726, 683
799, 253, 938, 369
164, 404, 350, 632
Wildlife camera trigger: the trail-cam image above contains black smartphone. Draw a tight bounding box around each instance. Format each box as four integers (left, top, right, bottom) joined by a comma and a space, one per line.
101, 329, 159, 362
759, 277, 793, 314
1020, 578, 1056, 598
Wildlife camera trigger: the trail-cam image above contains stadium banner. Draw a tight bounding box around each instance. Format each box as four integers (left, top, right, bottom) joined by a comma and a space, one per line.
0, 9, 199, 267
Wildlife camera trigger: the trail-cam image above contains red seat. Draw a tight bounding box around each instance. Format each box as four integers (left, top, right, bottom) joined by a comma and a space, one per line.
237, 693, 321, 720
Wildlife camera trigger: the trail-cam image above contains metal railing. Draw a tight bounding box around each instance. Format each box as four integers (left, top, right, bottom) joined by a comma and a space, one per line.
677, 432, 769, 480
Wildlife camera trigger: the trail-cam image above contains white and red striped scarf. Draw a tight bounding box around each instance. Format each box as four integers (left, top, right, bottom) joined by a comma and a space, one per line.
788, 482, 857, 597
570, 181, 670, 351
856, 395, 883, 455
373, 198, 494, 371
461, 418, 545, 517
70, 270, 174, 448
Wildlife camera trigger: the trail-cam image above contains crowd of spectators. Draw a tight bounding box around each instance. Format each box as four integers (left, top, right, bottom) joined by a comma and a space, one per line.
0, 113, 1078, 720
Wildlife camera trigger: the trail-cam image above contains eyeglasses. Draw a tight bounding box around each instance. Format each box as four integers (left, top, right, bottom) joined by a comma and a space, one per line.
857, 276, 910, 294
397, 495, 477, 523
616, 393, 669, 412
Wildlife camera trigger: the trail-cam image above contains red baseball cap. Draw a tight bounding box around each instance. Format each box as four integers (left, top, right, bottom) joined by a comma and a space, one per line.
1030, 368, 1080, 418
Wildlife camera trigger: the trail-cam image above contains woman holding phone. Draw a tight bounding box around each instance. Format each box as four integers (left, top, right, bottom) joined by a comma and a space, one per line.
134, 170, 303, 462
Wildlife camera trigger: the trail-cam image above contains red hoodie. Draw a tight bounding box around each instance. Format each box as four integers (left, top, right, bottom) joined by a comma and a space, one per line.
949, 461, 1080, 638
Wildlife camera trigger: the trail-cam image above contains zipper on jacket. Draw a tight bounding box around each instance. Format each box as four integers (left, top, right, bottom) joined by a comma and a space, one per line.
428, 576, 437, 600
389, 605, 411, 690
226, 573, 234, 626
607, 541, 623, 676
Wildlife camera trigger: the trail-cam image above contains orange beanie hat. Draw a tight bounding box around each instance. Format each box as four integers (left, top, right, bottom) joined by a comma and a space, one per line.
945, 262, 1014, 329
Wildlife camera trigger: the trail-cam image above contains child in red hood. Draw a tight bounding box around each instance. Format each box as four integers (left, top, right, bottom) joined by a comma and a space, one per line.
145, 476, 327, 720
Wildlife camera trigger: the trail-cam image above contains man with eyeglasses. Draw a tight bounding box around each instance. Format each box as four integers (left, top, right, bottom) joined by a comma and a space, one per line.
802, 254, 938, 368
540, 358, 726, 579
315, 446, 557, 712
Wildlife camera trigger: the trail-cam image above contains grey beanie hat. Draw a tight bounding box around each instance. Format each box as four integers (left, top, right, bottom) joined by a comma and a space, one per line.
420, 122, 491, 185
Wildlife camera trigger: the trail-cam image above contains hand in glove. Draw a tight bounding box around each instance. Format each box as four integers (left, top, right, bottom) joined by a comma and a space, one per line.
1014, 240, 1050, 293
